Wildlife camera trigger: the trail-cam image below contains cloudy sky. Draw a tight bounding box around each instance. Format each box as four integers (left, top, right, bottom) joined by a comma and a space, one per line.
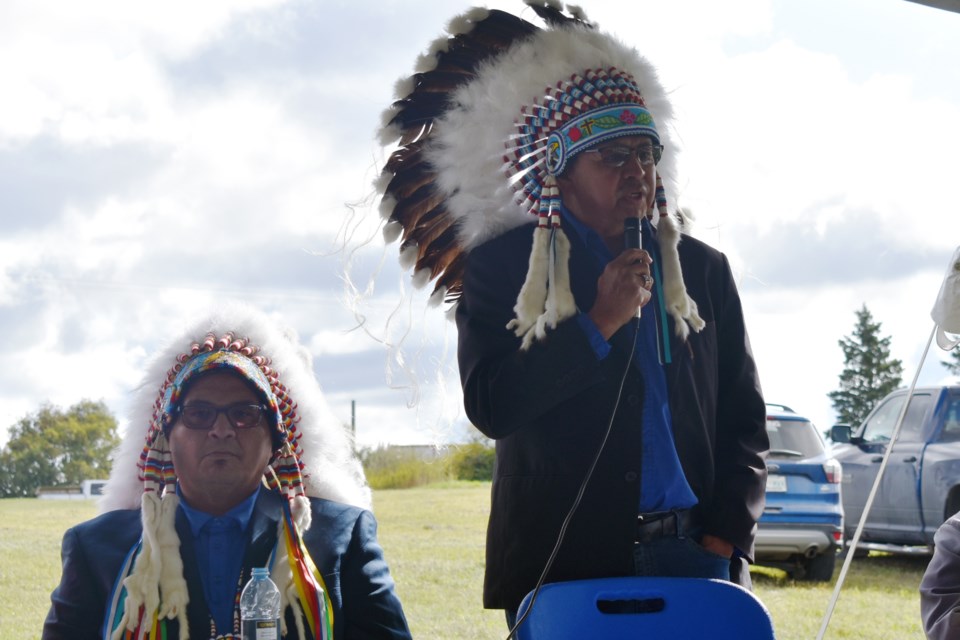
1, 0, 958, 449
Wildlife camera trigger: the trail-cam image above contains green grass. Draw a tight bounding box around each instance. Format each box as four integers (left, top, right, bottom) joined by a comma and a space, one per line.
1, 483, 929, 639
0, 498, 98, 640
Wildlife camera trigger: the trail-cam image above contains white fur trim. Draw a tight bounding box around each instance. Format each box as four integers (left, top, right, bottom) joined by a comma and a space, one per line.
292, 494, 312, 532
113, 493, 162, 637
398, 244, 418, 270
507, 226, 551, 344
414, 50, 439, 74
412, 267, 432, 290
428, 287, 448, 307
446, 8, 490, 36
372, 170, 393, 199
156, 494, 189, 625
567, 5, 588, 22
391, 75, 415, 103
377, 108, 403, 146
444, 300, 459, 321
544, 227, 576, 325
657, 214, 705, 338
523, 228, 577, 349
382, 219, 403, 243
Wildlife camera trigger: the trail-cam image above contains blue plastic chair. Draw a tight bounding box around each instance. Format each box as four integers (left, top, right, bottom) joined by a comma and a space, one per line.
514, 577, 776, 639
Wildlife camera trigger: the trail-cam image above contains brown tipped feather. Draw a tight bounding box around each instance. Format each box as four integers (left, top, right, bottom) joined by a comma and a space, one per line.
415, 225, 462, 278
389, 184, 445, 234
404, 205, 455, 253
434, 252, 467, 299
377, 5, 591, 306
385, 162, 436, 201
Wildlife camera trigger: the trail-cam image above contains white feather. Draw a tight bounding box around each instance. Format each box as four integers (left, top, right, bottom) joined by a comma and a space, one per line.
377, 109, 402, 146
373, 169, 393, 197
399, 244, 419, 270
382, 219, 403, 243
392, 75, 415, 101
428, 287, 447, 307
378, 193, 397, 220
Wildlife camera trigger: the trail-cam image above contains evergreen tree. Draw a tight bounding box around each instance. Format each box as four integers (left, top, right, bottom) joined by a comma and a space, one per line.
944, 348, 960, 377
0, 399, 119, 497
828, 305, 904, 427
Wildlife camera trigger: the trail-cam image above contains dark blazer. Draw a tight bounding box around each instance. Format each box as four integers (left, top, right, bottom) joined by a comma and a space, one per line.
921, 515, 960, 639
43, 487, 412, 640
456, 221, 768, 610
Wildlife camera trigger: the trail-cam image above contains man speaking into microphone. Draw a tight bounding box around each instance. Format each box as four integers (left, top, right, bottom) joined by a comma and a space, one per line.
378, 3, 769, 629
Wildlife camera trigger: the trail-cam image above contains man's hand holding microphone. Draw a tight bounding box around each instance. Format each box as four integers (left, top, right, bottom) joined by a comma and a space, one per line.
587, 217, 654, 340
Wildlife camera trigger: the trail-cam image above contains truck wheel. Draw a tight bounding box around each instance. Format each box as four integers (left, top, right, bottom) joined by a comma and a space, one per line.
801, 551, 837, 582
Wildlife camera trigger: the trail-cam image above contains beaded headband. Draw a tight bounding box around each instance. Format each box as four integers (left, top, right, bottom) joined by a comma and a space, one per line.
159, 349, 285, 449
512, 68, 662, 226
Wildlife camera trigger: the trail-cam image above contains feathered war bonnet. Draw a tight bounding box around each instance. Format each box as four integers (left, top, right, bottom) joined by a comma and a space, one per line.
99, 303, 368, 640
377, 0, 704, 348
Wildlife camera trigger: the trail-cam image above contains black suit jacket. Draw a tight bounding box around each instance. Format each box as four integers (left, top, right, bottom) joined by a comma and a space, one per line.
43, 487, 411, 639
456, 221, 768, 610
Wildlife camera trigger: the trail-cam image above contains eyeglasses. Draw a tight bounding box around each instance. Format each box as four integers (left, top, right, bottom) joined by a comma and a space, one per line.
583, 144, 664, 168
178, 402, 266, 430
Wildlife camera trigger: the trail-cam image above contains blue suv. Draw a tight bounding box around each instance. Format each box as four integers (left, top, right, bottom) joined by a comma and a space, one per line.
755, 404, 844, 581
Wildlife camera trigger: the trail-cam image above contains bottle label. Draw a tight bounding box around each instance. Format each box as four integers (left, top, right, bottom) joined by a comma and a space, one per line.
241, 619, 280, 640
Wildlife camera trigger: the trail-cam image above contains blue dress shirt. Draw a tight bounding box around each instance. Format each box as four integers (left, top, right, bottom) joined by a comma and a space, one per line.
562, 209, 698, 513
177, 485, 260, 634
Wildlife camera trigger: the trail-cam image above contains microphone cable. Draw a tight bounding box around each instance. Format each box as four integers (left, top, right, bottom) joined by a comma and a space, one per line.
506, 316, 641, 640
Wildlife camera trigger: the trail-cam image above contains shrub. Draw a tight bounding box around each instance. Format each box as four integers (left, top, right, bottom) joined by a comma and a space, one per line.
360, 445, 452, 489
448, 442, 495, 481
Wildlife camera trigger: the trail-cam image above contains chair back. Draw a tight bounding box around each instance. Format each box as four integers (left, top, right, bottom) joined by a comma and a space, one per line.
514, 577, 775, 639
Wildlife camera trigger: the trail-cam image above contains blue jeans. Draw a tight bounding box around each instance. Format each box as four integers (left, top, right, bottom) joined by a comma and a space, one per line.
505, 527, 730, 631
632, 526, 731, 580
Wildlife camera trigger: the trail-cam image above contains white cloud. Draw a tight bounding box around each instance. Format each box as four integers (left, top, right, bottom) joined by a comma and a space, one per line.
1, 0, 959, 450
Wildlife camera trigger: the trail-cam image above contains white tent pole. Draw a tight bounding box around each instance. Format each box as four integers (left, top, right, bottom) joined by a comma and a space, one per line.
816, 323, 937, 640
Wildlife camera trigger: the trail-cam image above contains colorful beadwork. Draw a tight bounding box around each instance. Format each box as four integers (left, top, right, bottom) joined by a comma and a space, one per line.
504, 67, 661, 231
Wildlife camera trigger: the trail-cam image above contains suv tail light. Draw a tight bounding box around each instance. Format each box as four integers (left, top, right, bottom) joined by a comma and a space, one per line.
823, 458, 842, 484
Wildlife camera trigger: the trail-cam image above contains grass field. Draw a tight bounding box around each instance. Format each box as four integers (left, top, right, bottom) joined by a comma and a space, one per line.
1, 482, 929, 639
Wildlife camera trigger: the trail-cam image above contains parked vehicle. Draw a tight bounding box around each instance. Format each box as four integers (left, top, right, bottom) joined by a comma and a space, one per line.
830, 385, 960, 553
755, 404, 844, 581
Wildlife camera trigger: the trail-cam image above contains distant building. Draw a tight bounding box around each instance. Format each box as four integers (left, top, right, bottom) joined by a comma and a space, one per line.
36, 479, 107, 500
387, 444, 452, 460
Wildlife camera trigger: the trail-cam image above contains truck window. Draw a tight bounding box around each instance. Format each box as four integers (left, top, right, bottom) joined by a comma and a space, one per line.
861, 393, 933, 444
940, 398, 960, 442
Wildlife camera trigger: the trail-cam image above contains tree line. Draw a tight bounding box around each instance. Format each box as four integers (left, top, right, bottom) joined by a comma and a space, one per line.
0, 400, 118, 497
1, 308, 958, 497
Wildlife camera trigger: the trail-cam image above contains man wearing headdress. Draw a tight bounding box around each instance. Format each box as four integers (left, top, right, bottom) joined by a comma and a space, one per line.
42, 304, 412, 640
376, 1, 768, 625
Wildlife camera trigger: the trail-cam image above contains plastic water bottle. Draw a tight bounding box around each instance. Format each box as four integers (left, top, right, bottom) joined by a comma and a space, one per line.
240, 567, 281, 640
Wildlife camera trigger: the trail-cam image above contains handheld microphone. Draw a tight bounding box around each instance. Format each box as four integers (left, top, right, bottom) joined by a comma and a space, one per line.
624, 218, 642, 318
623, 217, 641, 250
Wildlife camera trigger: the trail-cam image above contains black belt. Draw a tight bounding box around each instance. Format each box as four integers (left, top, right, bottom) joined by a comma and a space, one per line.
635, 509, 700, 543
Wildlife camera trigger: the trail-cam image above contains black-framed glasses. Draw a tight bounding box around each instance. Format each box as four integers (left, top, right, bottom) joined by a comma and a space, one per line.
583, 144, 664, 168
178, 402, 266, 430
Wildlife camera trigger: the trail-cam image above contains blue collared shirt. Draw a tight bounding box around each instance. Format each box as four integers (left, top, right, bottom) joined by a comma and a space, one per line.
563, 208, 698, 513
177, 485, 259, 634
